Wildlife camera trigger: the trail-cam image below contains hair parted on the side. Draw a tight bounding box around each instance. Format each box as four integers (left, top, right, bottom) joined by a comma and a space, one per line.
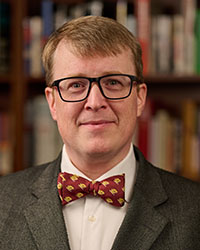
42, 15, 144, 86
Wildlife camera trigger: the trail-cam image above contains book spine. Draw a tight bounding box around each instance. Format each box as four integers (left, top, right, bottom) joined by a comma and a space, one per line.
116, 0, 128, 26
195, 8, 200, 74
173, 15, 185, 74
32, 96, 62, 166
88, 0, 103, 16
156, 15, 173, 74
126, 14, 137, 35
29, 16, 43, 77
150, 16, 157, 74
182, 0, 196, 74
173, 119, 183, 174
136, 103, 198, 176
41, 0, 54, 44
0, 2, 10, 74
0, 112, 12, 175
54, 4, 68, 30
24, 99, 34, 168
135, 0, 151, 75
137, 99, 153, 159
181, 100, 199, 180
23, 18, 31, 76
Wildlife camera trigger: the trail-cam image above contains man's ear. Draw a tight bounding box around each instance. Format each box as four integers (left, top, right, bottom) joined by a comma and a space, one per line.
136, 83, 147, 117
45, 87, 57, 121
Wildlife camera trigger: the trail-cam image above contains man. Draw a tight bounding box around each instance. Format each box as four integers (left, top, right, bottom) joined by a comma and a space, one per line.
0, 16, 200, 250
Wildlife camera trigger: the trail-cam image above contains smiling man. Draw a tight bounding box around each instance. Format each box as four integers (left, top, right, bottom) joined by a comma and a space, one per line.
0, 16, 200, 250
45, 39, 146, 180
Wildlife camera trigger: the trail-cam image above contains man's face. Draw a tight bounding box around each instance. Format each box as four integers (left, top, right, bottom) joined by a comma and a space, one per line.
45, 41, 147, 165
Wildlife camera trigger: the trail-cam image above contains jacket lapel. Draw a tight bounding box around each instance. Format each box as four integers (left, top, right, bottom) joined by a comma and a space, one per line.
24, 155, 71, 250
1, 147, 169, 250
111, 147, 169, 250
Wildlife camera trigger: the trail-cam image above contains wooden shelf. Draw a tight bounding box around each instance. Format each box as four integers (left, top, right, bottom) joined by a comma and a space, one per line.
145, 75, 200, 104
26, 76, 45, 84
145, 75, 200, 85
0, 75, 11, 84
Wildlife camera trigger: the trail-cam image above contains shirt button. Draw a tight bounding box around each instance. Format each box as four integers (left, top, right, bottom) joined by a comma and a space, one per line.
88, 215, 96, 222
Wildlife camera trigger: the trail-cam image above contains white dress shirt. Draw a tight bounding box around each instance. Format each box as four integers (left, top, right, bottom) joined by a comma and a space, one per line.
61, 144, 136, 250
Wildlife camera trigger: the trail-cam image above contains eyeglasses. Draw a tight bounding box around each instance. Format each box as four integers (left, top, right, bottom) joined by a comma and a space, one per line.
51, 74, 140, 102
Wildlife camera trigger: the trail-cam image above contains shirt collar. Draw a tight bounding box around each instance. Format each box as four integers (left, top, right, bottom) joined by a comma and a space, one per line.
61, 144, 136, 202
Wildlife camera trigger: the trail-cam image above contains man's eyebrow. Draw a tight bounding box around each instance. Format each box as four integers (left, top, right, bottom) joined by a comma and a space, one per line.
67, 71, 124, 77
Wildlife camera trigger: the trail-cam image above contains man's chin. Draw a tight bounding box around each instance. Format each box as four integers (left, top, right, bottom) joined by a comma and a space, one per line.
84, 142, 113, 157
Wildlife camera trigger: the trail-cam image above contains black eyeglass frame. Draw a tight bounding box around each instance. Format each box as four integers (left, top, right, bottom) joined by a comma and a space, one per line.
51, 74, 141, 102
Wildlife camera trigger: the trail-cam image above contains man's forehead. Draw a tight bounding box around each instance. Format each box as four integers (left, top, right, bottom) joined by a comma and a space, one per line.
52, 41, 135, 78
54, 38, 132, 59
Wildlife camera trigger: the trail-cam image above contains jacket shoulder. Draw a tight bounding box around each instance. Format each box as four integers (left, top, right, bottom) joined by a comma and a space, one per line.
134, 145, 200, 201
156, 166, 200, 200
0, 157, 59, 198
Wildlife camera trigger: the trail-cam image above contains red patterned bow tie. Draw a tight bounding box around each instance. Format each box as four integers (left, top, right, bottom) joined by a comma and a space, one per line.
57, 172, 125, 207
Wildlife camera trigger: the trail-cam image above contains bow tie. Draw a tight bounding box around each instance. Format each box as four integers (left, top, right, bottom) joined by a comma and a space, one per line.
57, 172, 125, 207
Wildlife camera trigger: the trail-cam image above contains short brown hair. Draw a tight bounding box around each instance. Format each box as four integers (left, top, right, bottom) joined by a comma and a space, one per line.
42, 16, 143, 86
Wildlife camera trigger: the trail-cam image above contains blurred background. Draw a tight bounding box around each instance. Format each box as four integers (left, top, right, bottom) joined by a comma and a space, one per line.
0, 0, 200, 181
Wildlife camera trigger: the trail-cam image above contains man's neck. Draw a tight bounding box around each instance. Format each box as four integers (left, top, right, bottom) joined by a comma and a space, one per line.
64, 145, 131, 180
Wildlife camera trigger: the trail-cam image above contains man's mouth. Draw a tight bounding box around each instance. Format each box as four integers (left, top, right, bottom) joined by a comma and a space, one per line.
80, 120, 115, 129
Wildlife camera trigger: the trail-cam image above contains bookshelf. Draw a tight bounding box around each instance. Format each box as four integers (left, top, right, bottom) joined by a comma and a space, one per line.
0, 0, 200, 180
146, 75, 200, 102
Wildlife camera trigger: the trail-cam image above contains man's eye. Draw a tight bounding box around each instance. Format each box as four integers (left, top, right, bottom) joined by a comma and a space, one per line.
71, 83, 82, 88
68, 81, 87, 89
105, 79, 123, 87
109, 80, 119, 85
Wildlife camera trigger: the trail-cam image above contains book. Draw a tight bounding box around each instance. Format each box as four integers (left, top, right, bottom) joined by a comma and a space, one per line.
23, 17, 31, 75
148, 114, 158, 167
24, 96, 63, 167
195, 8, 200, 74
126, 14, 137, 36
23, 99, 34, 168
69, 3, 87, 19
29, 16, 43, 77
150, 16, 157, 74
0, 2, 10, 74
88, 0, 103, 16
137, 98, 153, 159
172, 119, 183, 174
149, 110, 171, 171
136, 100, 186, 175
0, 112, 12, 175
135, 0, 151, 75
181, 100, 199, 180
173, 15, 185, 75
54, 4, 69, 29
116, 0, 128, 27
135, 98, 200, 179
32, 95, 63, 166
182, 0, 196, 74
41, 0, 54, 44
149, 110, 183, 173
155, 15, 173, 74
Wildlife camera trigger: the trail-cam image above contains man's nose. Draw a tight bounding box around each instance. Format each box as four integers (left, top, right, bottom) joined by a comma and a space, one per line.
84, 83, 107, 111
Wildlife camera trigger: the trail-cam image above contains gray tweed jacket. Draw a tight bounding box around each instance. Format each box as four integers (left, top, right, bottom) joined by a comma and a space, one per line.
0, 146, 200, 250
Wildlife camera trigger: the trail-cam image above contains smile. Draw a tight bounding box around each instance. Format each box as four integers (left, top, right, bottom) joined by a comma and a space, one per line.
80, 120, 115, 129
